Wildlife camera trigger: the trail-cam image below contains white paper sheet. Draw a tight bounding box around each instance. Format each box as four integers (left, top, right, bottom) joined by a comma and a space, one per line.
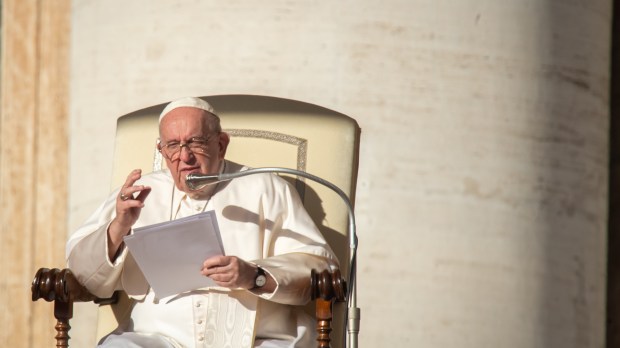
123, 210, 224, 298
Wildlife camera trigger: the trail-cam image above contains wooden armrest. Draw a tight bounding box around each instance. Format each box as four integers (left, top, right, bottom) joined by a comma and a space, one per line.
311, 269, 347, 348
32, 268, 94, 303
31, 268, 117, 348
32, 267, 346, 348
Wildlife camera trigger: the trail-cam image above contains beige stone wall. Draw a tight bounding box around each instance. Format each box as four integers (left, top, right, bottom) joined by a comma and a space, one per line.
65, 1, 611, 347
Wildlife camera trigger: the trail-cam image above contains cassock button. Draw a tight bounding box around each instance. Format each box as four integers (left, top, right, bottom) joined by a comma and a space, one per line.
196, 302, 202, 308
197, 319, 203, 325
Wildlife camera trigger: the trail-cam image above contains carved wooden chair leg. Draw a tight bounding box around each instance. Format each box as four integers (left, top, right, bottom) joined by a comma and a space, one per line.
316, 298, 334, 348
311, 269, 347, 348
53, 300, 73, 348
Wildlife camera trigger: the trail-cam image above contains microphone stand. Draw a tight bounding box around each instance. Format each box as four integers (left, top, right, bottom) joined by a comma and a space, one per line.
187, 167, 360, 348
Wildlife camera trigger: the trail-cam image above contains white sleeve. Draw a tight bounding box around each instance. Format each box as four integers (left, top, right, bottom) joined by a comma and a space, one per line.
65, 189, 128, 298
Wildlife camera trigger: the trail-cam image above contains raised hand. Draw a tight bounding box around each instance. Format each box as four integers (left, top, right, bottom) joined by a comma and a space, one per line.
107, 169, 151, 260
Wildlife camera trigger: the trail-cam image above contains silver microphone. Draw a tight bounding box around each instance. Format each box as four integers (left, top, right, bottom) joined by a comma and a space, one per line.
185, 173, 221, 190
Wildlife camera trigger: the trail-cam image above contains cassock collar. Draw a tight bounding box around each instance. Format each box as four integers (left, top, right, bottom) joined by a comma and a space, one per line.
171, 160, 227, 219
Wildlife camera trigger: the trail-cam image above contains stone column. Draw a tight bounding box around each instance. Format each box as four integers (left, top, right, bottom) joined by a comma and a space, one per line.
0, 0, 70, 346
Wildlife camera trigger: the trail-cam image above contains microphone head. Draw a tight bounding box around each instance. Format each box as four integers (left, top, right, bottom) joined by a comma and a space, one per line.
185, 173, 220, 190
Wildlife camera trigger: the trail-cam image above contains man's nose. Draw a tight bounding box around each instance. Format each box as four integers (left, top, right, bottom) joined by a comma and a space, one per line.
179, 145, 194, 162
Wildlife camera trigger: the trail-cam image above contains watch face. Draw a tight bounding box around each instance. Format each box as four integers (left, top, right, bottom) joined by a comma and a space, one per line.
255, 274, 267, 287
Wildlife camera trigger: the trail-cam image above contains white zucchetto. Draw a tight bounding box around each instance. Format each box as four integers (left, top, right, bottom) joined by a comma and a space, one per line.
159, 97, 217, 123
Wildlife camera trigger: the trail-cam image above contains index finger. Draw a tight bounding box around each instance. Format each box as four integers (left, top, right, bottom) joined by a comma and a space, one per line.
122, 169, 143, 188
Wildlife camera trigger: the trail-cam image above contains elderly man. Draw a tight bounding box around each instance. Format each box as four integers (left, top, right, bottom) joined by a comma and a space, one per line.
67, 97, 338, 348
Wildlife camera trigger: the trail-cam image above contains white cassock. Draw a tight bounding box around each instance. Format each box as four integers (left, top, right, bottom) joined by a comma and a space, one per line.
66, 160, 339, 348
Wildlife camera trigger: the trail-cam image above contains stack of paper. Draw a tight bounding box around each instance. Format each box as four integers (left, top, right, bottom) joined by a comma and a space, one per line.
123, 210, 224, 298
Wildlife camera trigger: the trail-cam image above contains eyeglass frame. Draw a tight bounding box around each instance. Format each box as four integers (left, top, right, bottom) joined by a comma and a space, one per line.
157, 133, 220, 160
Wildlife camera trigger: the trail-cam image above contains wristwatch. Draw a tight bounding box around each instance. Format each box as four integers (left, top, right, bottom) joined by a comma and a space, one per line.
253, 266, 267, 289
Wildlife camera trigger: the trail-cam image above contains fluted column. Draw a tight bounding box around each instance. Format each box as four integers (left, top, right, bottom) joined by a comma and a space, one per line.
0, 0, 70, 346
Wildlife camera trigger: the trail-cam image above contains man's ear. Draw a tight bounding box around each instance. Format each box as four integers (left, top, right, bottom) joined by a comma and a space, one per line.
218, 132, 230, 158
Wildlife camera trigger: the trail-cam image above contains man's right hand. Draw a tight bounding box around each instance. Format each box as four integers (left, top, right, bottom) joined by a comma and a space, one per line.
107, 169, 151, 260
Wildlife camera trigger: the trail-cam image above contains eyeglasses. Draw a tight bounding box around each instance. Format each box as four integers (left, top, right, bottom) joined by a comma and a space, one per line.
159, 135, 217, 160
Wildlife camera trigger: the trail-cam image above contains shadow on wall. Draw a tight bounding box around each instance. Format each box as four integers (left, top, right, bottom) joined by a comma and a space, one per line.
542, 2, 610, 347
607, 1, 620, 347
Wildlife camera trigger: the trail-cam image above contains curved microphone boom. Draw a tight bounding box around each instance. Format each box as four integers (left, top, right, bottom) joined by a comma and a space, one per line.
186, 167, 360, 348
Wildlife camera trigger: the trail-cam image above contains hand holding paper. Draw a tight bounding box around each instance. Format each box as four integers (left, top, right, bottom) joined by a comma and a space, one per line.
201, 255, 258, 290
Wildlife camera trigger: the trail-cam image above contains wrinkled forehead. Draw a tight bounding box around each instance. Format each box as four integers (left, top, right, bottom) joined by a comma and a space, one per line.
158, 108, 216, 139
